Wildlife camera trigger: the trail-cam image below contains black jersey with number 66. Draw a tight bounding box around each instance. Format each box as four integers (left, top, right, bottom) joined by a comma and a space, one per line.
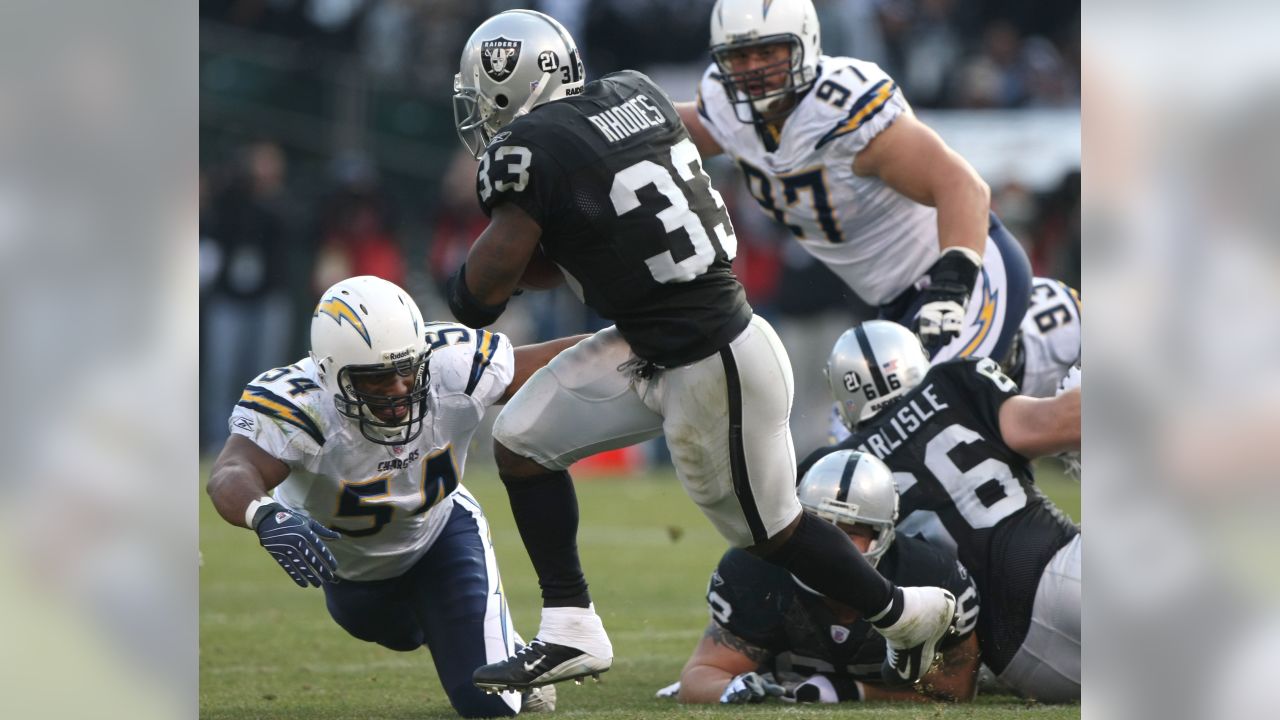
798, 358, 1079, 674
476, 70, 750, 367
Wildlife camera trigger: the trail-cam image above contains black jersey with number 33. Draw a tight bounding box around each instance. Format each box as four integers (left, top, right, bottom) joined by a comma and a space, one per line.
476, 70, 750, 367
798, 358, 1079, 674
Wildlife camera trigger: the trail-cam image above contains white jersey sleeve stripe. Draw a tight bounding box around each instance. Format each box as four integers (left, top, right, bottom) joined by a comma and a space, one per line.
237, 385, 326, 446
464, 330, 498, 396
815, 79, 897, 149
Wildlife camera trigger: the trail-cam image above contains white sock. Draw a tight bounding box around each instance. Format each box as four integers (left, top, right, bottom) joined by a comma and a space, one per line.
536, 604, 613, 660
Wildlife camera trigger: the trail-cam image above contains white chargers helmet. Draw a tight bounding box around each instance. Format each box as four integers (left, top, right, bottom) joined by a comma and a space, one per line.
453, 9, 586, 158
310, 276, 430, 446
826, 320, 930, 430
709, 0, 821, 122
798, 450, 899, 566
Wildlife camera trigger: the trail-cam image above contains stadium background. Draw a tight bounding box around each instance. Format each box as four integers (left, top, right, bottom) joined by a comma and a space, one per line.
199, 3, 1080, 717
199, 0, 1080, 461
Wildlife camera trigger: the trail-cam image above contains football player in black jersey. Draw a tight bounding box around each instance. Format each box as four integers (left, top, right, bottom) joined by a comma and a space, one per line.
799, 320, 1081, 702
677, 450, 981, 705
445, 9, 959, 695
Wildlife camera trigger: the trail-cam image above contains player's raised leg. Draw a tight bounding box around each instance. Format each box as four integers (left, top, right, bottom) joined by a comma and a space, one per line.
657, 315, 958, 686
474, 328, 664, 691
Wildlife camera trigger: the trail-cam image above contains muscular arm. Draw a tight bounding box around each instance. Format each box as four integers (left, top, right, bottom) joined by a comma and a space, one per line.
450, 202, 544, 327
853, 113, 989, 257
675, 102, 724, 158
1000, 387, 1081, 458
499, 334, 591, 404
206, 434, 291, 528
677, 622, 772, 704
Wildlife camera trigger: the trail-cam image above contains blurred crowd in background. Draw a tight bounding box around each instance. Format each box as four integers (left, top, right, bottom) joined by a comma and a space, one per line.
199, 0, 1081, 457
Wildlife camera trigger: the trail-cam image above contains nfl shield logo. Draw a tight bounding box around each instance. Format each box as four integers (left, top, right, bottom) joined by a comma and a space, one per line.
830, 625, 851, 644
481, 37, 522, 82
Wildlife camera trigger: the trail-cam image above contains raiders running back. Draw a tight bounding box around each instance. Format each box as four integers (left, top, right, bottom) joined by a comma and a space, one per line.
800, 358, 1079, 674
477, 70, 749, 367
228, 324, 514, 581
706, 538, 978, 682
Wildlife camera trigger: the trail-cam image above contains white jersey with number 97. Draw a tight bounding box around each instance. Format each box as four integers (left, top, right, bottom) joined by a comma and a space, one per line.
697, 56, 937, 306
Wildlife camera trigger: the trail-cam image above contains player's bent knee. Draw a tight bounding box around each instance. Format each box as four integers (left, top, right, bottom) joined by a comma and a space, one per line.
343, 625, 422, 652
745, 512, 802, 558
329, 610, 423, 651
447, 681, 518, 718
494, 438, 554, 478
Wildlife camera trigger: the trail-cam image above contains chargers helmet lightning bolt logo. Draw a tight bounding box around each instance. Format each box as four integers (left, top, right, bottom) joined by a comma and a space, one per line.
315, 296, 372, 348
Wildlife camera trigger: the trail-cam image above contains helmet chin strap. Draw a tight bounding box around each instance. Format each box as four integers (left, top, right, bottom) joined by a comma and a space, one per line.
513, 70, 555, 120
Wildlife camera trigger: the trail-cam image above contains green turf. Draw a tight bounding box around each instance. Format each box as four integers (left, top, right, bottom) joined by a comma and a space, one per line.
200, 459, 1079, 719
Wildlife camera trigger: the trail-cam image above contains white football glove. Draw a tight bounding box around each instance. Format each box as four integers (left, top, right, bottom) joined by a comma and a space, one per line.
719, 672, 786, 704
915, 246, 982, 354
916, 299, 967, 349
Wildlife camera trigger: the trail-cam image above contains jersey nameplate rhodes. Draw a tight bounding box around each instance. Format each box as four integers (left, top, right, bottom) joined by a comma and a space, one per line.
586, 94, 667, 143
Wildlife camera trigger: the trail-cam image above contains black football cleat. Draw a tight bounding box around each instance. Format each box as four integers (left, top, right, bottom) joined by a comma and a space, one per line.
473, 639, 611, 692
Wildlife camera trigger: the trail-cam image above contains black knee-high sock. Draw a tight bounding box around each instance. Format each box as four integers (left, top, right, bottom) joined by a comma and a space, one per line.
763, 512, 903, 625
501, 470, 591, 608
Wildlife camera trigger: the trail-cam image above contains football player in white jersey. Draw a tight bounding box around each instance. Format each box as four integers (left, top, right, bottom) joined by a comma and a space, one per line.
206, 275, 583, 718
676, 0, 1032, 364
1008, 278, 1081, 398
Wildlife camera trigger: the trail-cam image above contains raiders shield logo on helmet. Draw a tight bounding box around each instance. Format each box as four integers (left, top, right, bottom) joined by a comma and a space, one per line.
481, 37, 522, 82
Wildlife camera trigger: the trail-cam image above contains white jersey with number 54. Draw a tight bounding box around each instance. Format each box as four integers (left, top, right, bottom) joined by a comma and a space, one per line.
227, 324, 514, 581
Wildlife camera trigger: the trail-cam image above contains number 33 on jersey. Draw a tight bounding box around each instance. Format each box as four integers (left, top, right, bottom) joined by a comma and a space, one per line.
475, 69, 751, 367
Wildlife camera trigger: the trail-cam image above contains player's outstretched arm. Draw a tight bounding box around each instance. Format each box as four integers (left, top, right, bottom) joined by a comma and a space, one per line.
207, 434, 291, 529
447, 201, 543, 328
207, 435, 341, 588
674, 102, 724, 158
853, 113, 989, 258
677, 622, 779, 704
855, 113, 990, 349
999, 387, 1081, 458
499, 334, 592, 403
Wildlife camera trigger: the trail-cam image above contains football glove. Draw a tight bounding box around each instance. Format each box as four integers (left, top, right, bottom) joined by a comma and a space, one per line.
253, 502, 341, 587
719, 672, 786, 704
783, 674, 863, 703
915, 247, 982, 354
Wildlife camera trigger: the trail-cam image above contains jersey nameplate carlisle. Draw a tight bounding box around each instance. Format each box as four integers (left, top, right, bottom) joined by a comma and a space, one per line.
586, 94, 666, 143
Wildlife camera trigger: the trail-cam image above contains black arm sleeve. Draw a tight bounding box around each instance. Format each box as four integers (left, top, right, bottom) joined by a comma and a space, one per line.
445, 263, 509, 328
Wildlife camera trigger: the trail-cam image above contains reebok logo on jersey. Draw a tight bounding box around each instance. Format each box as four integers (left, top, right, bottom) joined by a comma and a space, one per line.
586, 95, 666, 143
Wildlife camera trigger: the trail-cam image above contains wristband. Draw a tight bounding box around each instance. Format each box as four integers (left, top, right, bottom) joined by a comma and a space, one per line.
244, 496, 277, 529
446, 263, 509, 328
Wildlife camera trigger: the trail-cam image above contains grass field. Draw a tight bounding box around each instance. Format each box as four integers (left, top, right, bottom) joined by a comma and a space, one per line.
200, 460, 1080, 719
